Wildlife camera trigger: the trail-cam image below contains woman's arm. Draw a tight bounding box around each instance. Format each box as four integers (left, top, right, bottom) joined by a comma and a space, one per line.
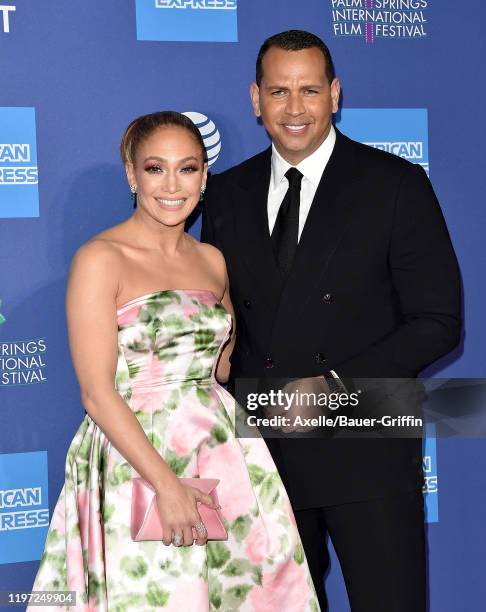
67, 240, 177, 492
66, 240, 216, 545
216, 266, 236, 384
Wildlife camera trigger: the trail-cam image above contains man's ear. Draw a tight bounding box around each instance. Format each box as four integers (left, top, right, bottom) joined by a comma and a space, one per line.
330, 78, 341, 114
250, 82, 261, 117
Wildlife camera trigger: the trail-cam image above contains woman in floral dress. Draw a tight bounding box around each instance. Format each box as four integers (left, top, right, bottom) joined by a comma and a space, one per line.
29, 111, 319, 611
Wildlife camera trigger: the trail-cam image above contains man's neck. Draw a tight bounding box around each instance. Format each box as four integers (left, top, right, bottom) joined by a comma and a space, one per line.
273, 125, 334, 166
272, 125, 335, 167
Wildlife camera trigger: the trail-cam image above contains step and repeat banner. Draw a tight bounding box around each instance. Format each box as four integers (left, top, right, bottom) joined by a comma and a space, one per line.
1, 1, 485, 610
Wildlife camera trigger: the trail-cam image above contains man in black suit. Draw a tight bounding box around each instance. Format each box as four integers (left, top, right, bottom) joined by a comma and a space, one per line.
202, 30, 461, 611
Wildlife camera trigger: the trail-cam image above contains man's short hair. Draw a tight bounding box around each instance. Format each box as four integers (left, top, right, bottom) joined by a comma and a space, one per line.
256, 30, 336, 86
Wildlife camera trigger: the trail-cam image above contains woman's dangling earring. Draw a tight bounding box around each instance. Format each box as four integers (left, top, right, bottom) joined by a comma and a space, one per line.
200, 184, 206, 201
130, 184, 137, 201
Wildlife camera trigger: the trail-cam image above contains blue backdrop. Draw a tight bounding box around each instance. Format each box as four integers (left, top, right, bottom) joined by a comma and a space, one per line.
1, 1, 485, 610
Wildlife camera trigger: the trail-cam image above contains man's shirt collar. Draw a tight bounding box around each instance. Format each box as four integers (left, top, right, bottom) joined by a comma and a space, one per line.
270, 125, 336, 190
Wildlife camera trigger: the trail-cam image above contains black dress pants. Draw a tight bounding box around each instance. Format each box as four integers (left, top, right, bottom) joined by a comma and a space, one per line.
294, 490, 426, 612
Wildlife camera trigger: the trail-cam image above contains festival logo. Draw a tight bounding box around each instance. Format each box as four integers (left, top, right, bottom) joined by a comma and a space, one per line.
0, 300, 5, 325
0, 451, 49, 564
423, 424, 438, 523
0, 4, 15, 33
183, 111, 221, 167
0, 299, 48, 387
0, 107, 39, 217
337, 108, 429, 174
329, 0, 429, 43
135, 0, 238, 42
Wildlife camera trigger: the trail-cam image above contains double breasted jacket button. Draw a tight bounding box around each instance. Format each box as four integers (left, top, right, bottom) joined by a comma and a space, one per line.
322, 293, 332, 304
243, 299, 251, 309
314, 352, 326, 364
264, 357, 275, 369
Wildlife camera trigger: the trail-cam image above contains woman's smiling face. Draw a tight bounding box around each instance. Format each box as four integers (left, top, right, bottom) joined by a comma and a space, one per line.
127, 125, 207, 228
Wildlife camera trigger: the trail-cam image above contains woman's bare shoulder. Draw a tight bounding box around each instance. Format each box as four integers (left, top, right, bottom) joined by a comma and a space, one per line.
193, 239, 228, 299
71, 227, 127, 276
191, 236, 226, 269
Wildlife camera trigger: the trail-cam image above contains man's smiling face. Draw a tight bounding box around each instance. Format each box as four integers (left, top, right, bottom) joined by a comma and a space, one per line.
251, 46, 340, 165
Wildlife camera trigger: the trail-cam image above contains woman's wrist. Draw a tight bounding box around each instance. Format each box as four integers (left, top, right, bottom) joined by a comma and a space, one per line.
153, 471, 179, 494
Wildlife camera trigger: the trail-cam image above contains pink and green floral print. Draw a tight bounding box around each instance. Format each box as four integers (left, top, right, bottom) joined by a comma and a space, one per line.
29, 290, 319, 611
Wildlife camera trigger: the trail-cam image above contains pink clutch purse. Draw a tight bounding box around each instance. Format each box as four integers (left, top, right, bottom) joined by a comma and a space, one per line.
131, 477, 227, 541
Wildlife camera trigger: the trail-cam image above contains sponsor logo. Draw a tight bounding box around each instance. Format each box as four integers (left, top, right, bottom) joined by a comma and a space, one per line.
155, 0, 237, 8
183, 111, 221, 167
330, 0, 428, 43
0, 107, 40, 217
0, 144, 37, 184
0, 300, 5, 325
135, 0, 238, 42
337, 108, 429, 174
0, 451, 49, 564
0, 302, 48, 387
0, 4, 15, 33
362, 141, 423, 159
423, 424, 438, 522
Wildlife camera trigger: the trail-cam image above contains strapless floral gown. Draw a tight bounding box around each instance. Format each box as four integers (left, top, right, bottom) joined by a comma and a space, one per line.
30, 290, 319, 611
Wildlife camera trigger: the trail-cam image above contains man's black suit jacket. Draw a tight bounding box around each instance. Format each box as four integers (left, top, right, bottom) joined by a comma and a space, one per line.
202, 128, 461, 509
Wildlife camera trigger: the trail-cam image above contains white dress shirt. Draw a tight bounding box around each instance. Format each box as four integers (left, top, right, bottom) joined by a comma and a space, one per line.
267, 125, 336, 241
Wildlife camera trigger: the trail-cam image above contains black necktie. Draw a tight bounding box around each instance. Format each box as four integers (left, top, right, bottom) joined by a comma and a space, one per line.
271, 167, 303, 278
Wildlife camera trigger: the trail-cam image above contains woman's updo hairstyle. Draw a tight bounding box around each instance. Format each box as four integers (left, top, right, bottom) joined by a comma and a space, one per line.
120, 111, 207, 166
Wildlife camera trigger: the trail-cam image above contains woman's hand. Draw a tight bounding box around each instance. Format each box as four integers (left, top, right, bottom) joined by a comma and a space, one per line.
155, 480, 219, 546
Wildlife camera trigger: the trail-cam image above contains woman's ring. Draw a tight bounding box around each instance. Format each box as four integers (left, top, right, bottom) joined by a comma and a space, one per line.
172, 533, 183, 547
194, 522, 206, 536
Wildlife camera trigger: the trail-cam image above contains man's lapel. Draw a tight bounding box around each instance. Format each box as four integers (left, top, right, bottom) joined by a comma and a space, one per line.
276, 129, 362, 319
234, 147, 283, 311
232, 132, 362, 320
